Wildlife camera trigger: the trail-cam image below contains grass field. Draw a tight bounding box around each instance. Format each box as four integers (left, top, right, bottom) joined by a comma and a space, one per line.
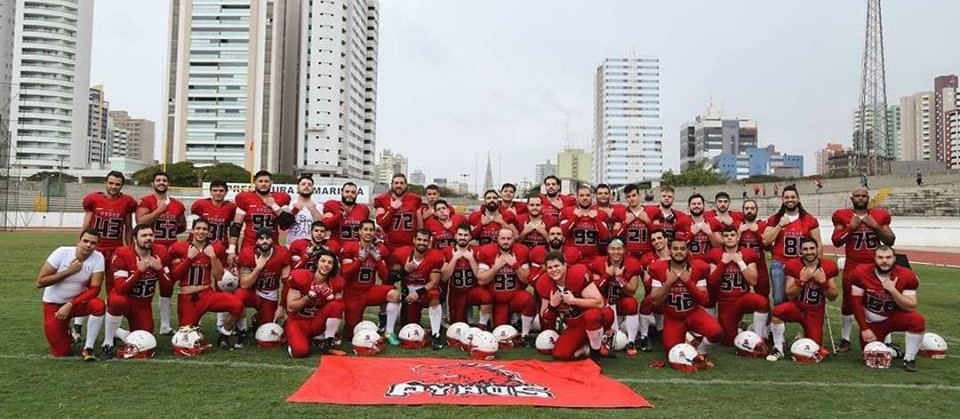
1, 232, 958, 418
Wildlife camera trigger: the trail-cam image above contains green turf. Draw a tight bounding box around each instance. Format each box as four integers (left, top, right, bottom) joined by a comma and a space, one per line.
2, 232, 958, 418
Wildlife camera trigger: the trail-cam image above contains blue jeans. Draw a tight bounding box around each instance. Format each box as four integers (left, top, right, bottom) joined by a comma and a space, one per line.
770, 259, 786, 305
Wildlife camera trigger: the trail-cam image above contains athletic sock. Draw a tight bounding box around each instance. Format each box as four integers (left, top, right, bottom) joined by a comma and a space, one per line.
771, 322, 786, 352
428, 305, 442, 336
625, 314, 639, 342
85, 315, 103, 348
385, 302, 401, 334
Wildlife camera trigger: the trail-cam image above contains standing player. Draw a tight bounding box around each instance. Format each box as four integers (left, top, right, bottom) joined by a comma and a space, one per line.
706, 226, 769, 346
102, 225, 171, 359
441, 225, 493, 325
527, 226, 583, 282
637, 228, 671, 350
375, 174, 422, 252
686, 194, 714, 261
389, 230, 446, 349
537, 252, 612, 362
322, 182, 369, 244
234, 228, 291, 348
477, 228, 537, 337
36, 230, 106, 360
289, 221, 342, 271
737, 200, 770, 301
499, 183, 527, 216
588, 239, 643, 355
135, 171, 186, 335
417, 184, 443, 226
645, 186, 690, 242
285, 250, 346, 357
767, 238, 838, 361
560, 185, 608, 259
516, 196, 555, 249
227, 170, 295, 264
168, 219, 243, 347
762, 185, 821, 305
706, 192, 742, 246
594, 184, 625, 255
831, 187, 895, 352
423, 199, 466, 249
621, 184, 653, 259
540, 175, 575, 220
190, 180, 237, 245
849, 246, 925, 372
77, 171, 136, 339
647, 237, 722, 364
469, 190, 519, 245
286, 175, 324, 246
340, 219, 403, 343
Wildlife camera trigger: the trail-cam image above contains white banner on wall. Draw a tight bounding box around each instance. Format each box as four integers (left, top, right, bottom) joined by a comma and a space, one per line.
201, 180, 373, 204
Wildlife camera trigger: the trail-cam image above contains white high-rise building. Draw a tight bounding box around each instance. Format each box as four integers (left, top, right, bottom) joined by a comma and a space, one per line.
374, 149, 406, 184
2, 0, 93, 172
900, 92, 933, 161
297, 0, 378, 179
592, 56, 663, 184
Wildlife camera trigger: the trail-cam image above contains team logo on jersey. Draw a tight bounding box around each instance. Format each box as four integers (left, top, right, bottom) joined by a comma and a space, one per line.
385, 362, 553, 398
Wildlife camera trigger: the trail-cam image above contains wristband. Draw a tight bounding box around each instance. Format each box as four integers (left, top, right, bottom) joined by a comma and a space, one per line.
226, 244, 236, 255
415, 288, 427, 298
737, 261, 748, 271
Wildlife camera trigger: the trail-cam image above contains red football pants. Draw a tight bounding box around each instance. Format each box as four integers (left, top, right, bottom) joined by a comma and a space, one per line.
286, 300, 345, 358
43, 299, 105, 356
403, 287, 441, 325
107, 293, 154, 332
717, 294, 769, 346
553, 306, 615, 360
859, 311, 926, 348
448, 286, 492, 324
342, 284, 394, 339
772, 301, 825, 346
841, 261, 869, 316
177, 289, 244, 327
492, 289, 536, 327
234, 288, 279, 326
661, 307, 724, 351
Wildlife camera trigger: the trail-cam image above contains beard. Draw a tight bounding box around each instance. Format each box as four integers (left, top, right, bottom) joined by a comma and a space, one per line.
877, 264, 894, 275
456, 239, 470, 248
660, 201, 672, 209
549, 238, 563, 249
485, 202, 499, 212
499, 244, 512, 253
416, 244, 429, 254
670, 254, 686, 264
690, 208, 703, 217
744, 212, 757, 222
341, 196, 355, 205
546, 190, 558, 198
256, 187, 271, 196
153, 186, 167, 194
258, 243, 272, 253
137, 241, 153, 251
853, 201, 868, 210
578, 203, 591, 210
299, 191, 312, 199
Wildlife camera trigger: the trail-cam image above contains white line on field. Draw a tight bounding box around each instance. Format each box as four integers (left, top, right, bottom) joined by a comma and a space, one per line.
3, 354, 958, 391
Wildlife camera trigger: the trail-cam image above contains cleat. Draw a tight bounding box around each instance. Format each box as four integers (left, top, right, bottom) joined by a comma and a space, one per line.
626, 341, 638, 357
737, 321, 749, 334
903, 359, 917, 373
99, 344, 115, 361
71, 324, 83, 343
81, 347, 97, 362
431, 333, 444, 350
159, 326, 174, 336
377, 312, 387, 334
818, 347, 830, 359
233, 329, 247, 349
385, 332, 400, 346
589, 348, 603, 365
837, 339, 852, 353
766, 348, 784, 362
696, 355, 715, 370
638, 336, 652, 352
322, 338, 346, 356
886, 343, 904, 359
217, 333, 233, 351
521, 335, 535, 348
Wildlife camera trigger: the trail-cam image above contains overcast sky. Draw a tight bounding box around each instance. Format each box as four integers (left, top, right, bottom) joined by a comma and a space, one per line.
91, 0, 960, 187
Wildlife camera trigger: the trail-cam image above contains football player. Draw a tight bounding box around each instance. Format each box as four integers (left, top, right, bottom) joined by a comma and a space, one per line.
831, 187, 895, 352
588, 239, 643, 355
469, 189, 519, 245
560, 184, 609, 259
849, 246, 926, 372
539, 175, 574, 220
227, 170, 294, 264
285, 250, 346, 357
706, 192, 743, 247
441, 225, 492, 325
763, 185, 821, 305
477, 228, 536, 337
234, 227, 291, 348
620, 184, 653, 259
322, 181, 370, 244
286, 175, 324, 246
527, 226, 583, 282
516, 196, 556, 249
594, 184, 625, 255
416, 184, 443, 225
135, 171, 186, 335
645, 186, 691, 242
537, 252, 612, 362
289, 221, 342, 271
190, 180, 237, 245
636, 228, 671, 351
340, 219, 402, 343
36, 230, 106, 360
737, 200, 770, 301
686, 194, 714, 261
706, 226, 769, 346
424, 199, 466, 250
389, 229, 446, 349
374, 173, 422, 252
499, 182, 527, 216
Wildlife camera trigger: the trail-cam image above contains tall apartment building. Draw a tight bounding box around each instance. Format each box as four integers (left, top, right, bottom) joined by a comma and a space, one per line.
592, 56, 663, 184
534, 159, 557, 184
557, 148, 591, 181
680, 103, 758, 170
852, 105, 899, 160
933, 75, 958, 165
374, 148, 406, 184
1, 0, 93, 172
815, 142, 845, 175
900, 92, 933, 161
88, 85, 109, 167
109, 110, 155, 164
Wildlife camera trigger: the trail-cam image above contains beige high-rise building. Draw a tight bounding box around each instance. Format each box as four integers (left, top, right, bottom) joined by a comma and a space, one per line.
557, 148, 592, 181
109, 110, 155, 164
900, 92, 933, 161
88, 86, 110, 167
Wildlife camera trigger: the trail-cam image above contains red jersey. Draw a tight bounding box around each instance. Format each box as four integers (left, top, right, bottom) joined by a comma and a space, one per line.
110, 244, 171, 300
560, 207, 609, 258
850, 264, 919, 321
784, 258, 839, 312
82, 192, 137, 250
533, 263, 593, 320
443, 246, 479, 291
647, 259, 711, 318
288, 238, 342, 271
526, 244, 583, 282
588, 255, 643, 305
766, 212, 819, 261
500, 201, 527, 216
597, 204, 627, 251
237, 245, 291, 300
687, 217, 714, 260
516, 214, 558, 249
645, 206, 691, 242
322, 200, 371, 242
831, 208, 891, 264
424, 213, 468, 250
705, 210, 744, 231
639, 250, 670, 271
705, 248, 761, 300
137, 195, 186, 247
389, 246, 445, 287
235, 191, 293, 248
190, 198, 237, 244
169, 241, 225, 288
287, 269, 345, 320
374, 192, 422, 247
476, 243, 529, 293
737, 220, 767, 254
539, 194, 575, 220
340, 241, 389, 289
622, 206, 654, 255
468, 208, 520, 245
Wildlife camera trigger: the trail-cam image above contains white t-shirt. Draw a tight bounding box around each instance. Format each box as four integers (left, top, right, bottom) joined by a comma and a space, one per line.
285, 202, 315, 246
41, 247, 105, 304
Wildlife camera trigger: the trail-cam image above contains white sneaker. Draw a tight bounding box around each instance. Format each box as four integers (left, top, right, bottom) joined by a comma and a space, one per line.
766, 348, 784, 362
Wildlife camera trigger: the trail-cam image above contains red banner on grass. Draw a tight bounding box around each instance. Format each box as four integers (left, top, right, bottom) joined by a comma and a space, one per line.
287, 357, 651, 408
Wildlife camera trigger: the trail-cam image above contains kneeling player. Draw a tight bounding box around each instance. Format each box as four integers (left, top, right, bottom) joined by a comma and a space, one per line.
285, 250, 346, 357
647, 237, 722, 366
235, 228, 291, 348
340, 219, 402, 344
588, 239, 643, 355
707, 226, 769, 347
289, 221, 341, 271
477, 228, 537, 338
850, 246, 926, 372
537, 252, 612, 362
389, 229, 445, 349
767, 237, 838, 361
441, 225, 493, 326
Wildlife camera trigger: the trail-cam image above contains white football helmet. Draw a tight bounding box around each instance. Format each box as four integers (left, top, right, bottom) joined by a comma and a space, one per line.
920, 333, 947, 359
791, 338, 823, 364
398, 323, 427, 349
353, 320, 379, 336
172, 326, 209, 357
734, 331, 768, 358
470, 331, 499, 360
352, 329, 385, 356
217, 271, 239, 293
863, 341, 893, 368
459, 326, 483, 349
535, 330, 560, 355
120, 330, 157, 359
255, 322, 284, 348
668, 343, 703, 373
492, 324, 520, 348
446, 322, 470, 349
612, 330, 629, 351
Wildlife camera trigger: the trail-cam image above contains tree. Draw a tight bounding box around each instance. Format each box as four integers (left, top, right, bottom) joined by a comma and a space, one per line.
28, 171, 78, 182
660, 159, 728, 187
200, 163, 250, 183
133, 162, 197, 186
271, 173, 299, 184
